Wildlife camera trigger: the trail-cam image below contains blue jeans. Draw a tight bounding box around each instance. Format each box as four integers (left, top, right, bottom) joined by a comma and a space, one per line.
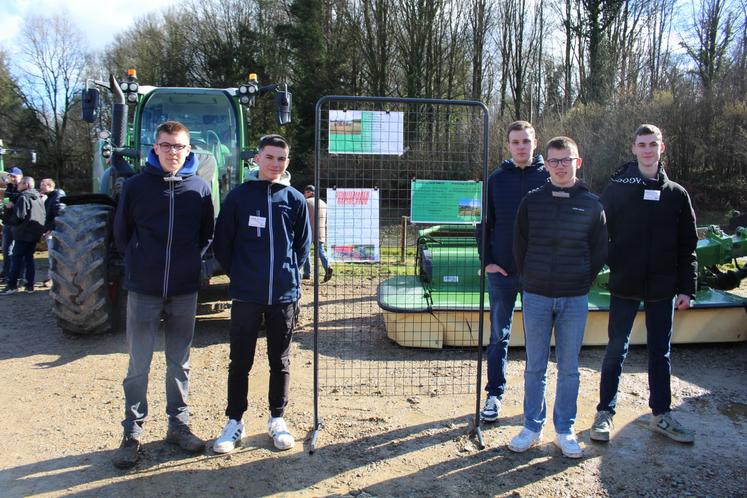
522, 292, 588, 434
485, 272, 521, 398
302, 242, 329, 277
121, 291, 198, 439
7, 239, 35, 290
598, 295, 674, 416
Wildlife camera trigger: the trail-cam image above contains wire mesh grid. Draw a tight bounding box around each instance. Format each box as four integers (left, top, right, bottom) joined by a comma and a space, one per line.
313, 97, 489, 397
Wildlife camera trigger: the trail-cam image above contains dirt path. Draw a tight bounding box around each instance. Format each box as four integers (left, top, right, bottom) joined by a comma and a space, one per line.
1, 258, 746, 497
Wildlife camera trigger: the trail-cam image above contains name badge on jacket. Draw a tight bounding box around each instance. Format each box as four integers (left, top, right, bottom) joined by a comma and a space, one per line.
248, 215, 267, 228
643, 189, 661, 201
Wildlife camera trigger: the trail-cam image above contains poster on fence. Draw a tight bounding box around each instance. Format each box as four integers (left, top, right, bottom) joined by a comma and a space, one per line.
410, 179, 482, 224
328, 110, 404, 155
327, 188, 380, 262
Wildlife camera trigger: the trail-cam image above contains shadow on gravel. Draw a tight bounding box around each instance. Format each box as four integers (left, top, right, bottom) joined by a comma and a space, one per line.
0, 415, 583, 497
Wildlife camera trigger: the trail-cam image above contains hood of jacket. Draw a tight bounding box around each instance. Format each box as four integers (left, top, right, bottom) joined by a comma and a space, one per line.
499, 155, 545, 173
244, 166, 292, 186
20, 188, 41, 201
609, 161, 669, 188
145, 149, 199, 176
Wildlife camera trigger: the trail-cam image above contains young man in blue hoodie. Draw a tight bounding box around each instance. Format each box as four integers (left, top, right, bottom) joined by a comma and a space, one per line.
112, 121, 214, 469
212, 135, 310, 453
477, 121, 548, 422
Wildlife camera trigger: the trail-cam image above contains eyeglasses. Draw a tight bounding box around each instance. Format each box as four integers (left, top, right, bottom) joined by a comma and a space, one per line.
546, 157, 577, 168
156, 142, 189, 152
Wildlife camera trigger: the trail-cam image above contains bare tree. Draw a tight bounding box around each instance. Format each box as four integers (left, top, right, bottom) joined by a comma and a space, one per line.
16, 12, 91, 182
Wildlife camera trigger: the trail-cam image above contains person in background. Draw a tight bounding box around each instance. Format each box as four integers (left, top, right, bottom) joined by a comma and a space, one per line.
1, 167, 25, 283
0, 176, 46, 295
302, 185, 333, 283
39, 178, 65, 287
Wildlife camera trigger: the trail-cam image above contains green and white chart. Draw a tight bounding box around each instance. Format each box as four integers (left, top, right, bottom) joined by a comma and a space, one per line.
328, 110, 404, 155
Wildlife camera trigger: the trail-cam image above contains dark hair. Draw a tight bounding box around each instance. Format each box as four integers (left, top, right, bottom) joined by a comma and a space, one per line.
259, 134, 290, 151
634, 124, 663, 141
545, 136, 579, 157
505, 120, 535, 141
155, 121, 190, 140
304, 185, 315, 193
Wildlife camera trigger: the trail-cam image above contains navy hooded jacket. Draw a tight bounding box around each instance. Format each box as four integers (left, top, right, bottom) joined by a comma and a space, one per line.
213, 171, 310, 304
114, 150, 214, 297
476, 156, 548, 276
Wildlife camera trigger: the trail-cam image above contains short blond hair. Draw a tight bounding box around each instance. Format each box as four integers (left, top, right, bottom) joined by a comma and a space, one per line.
545, 136, 579, 158
505, 120, 535, 141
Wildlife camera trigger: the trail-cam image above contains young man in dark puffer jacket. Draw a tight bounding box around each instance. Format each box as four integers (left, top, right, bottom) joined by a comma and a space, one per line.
591, 124, 697, 444
509, 136, 607, 459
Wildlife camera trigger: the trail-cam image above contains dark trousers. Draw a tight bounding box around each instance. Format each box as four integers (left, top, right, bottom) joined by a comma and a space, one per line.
226, 300, 298, 420
598, 295, 675, 416
7, 239, 36, 290
2, 225, 24, 279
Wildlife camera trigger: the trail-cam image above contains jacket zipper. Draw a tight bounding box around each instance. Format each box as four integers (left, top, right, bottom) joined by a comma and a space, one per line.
163, 177, 176, 298
267, 184, 274, 305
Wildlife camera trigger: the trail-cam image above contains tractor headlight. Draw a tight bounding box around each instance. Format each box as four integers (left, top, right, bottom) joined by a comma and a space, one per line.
126, 92, 138, 103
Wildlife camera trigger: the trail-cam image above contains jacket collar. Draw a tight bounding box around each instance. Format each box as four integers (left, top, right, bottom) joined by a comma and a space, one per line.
144, 149, 198, 178
610, 161, 669, 187
500, 155, 545, 173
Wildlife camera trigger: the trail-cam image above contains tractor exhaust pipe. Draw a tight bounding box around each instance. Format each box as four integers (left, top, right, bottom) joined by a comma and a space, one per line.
109, 74, 127, 148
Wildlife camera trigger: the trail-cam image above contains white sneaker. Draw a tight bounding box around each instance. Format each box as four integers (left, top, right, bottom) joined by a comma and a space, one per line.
213, 419, 245, 454
268, 416, 295, 450
480, 395, 501, 422
508, 427, 542, 453
554, 432, 583, 458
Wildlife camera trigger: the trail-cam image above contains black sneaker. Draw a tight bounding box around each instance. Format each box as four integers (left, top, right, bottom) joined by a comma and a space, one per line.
112, 436, 141, 469
323, 267, 334, 283
166, 425, 206, 453
25, 286, 34, 294
0, 287, 17, 296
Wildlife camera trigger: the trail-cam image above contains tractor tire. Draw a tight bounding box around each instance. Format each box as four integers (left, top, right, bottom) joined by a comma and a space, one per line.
49, 204, 121, 335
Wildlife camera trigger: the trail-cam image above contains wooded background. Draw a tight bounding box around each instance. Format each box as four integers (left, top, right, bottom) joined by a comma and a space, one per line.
1, 0, 745, 213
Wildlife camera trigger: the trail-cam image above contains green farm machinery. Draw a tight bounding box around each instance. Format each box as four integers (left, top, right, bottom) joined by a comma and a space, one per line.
378, 224, 747, 348
50, 70, 291, 335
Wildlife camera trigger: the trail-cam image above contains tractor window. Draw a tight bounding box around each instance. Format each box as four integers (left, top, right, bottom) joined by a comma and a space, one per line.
138, 90, 241, 196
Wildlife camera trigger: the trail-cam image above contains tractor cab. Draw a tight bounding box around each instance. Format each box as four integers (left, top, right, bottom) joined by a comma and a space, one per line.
136, 88, 242, 212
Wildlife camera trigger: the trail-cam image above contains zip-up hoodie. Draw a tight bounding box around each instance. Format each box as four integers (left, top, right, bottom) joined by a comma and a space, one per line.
476, 156, 548, 275
114, 150, 214, 297
8, 188, 46, 242
213, 170, 310, 304
601, 161, 697, 300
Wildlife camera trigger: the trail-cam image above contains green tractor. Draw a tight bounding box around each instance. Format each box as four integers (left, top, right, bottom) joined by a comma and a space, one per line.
50, 70, 291, 334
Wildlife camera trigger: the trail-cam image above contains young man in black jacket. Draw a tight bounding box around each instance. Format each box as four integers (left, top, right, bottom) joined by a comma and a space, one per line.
1, 167, 25, 282
212, 135, 310, 453
509, 137, 607, 458
591, 124, 697, 444
112, 121, 214, 469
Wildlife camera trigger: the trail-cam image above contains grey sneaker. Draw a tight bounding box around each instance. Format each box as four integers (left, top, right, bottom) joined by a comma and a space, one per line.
590, 410, 614, 442
112, 436, 141, 469
649, 412, 694, 443
166, 425, 206, 453
480, 395, 501, 422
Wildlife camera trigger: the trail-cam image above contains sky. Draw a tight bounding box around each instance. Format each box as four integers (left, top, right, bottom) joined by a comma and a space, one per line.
0, 0, 184, 52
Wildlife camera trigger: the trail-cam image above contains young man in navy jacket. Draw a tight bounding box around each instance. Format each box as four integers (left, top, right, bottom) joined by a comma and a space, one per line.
112, 121, 214, 469
476, 121, 548, 422
212, 135, 310, 453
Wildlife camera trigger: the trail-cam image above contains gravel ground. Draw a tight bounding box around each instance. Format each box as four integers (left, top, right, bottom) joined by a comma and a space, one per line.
0, 257, 746, 497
